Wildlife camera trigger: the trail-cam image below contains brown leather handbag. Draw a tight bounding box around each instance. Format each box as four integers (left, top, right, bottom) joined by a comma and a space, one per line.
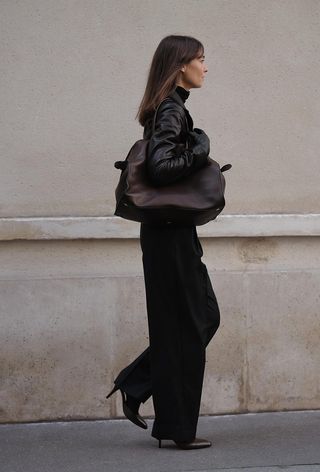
113, 99, 232, 226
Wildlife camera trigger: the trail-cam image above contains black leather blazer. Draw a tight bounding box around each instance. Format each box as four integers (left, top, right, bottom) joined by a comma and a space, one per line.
143, 89, 209, 187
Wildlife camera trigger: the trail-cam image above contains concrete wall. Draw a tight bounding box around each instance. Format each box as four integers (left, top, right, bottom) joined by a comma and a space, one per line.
1, 228, 320, 422
1, 0, 319, 423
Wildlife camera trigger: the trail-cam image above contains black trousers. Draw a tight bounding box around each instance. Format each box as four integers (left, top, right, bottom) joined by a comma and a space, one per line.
113, 223, 220, 442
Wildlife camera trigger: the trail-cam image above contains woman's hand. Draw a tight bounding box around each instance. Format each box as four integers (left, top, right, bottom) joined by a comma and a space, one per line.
188, 128, 210, 158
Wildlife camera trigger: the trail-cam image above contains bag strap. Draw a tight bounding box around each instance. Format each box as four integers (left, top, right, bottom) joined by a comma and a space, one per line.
151, 97, 190, 149
151, 97, 171, 134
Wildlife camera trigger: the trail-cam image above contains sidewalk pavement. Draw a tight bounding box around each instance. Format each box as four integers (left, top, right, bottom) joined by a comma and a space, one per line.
0, 410, 319, 472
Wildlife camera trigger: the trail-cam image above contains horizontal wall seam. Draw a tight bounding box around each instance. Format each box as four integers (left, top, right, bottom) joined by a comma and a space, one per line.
0, 269, 320, 282
0, 214, 320, 240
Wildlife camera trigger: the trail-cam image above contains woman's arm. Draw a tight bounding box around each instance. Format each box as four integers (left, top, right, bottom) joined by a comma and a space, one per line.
147, 102, 210, 186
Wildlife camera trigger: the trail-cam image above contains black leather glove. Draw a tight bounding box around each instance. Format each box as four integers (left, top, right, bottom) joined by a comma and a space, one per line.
188, 128, 210, 158
187, 127, 210, 171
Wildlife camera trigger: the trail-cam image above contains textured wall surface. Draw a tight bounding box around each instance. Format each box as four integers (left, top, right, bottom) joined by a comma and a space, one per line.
1, 0, 320, 423
1, 236, 319, 422
1, 0, 319, 217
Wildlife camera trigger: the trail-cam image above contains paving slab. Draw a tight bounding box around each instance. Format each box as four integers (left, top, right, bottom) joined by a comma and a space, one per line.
0, 410, 319, 472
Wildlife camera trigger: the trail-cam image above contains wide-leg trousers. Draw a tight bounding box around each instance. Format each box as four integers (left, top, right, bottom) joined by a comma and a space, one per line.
112, 222, 220, 442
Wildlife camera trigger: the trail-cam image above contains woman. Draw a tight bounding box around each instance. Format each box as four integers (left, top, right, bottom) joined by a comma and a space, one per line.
107, 35, 221, 450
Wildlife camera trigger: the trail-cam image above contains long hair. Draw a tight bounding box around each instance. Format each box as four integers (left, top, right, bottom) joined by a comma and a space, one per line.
136, 35, 204, 127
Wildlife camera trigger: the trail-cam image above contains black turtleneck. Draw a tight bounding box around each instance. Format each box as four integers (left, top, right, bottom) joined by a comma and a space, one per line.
175, 85, 190, 103
143, 85, 190, 138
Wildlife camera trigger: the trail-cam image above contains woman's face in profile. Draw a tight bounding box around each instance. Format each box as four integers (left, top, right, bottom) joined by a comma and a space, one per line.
182, 54, 208, 89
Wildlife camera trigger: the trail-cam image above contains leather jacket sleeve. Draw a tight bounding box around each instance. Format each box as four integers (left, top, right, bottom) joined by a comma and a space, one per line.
146, 100, 210, 186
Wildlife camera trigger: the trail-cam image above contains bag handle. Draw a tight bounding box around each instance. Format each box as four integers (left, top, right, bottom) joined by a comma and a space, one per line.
151, 97, 171, 134
114, 98, 189, 171
152, 97, 190, 149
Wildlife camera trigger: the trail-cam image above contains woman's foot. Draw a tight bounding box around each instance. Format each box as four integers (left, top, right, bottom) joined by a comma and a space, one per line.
158, 437, 212, 449
121, 389, 148, 429
106, 384, 148, 430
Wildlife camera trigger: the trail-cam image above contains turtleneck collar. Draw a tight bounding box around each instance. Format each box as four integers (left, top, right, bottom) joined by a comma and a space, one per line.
175, 85, 190, 103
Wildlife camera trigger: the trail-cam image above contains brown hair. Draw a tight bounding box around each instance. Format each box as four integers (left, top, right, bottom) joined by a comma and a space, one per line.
136, 35, 204, 127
